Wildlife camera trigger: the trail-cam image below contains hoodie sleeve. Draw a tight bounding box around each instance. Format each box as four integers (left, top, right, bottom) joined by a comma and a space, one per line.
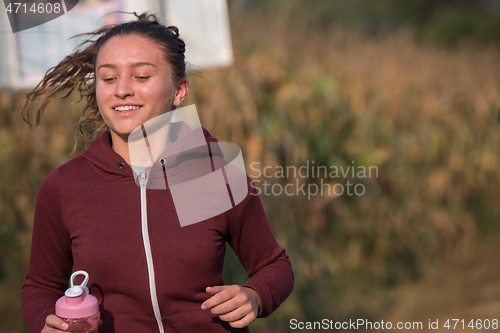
224, 176, 294, 318
21, 169, 73, 333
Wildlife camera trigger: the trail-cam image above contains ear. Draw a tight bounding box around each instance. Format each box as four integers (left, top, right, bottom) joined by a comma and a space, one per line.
173, 79, 189, 107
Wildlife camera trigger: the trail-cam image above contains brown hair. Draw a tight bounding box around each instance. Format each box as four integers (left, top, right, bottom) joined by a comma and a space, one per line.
22, 12, 188, 152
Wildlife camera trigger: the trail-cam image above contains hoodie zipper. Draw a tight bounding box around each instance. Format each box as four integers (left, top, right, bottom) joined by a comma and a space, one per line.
139, 171, 165, 333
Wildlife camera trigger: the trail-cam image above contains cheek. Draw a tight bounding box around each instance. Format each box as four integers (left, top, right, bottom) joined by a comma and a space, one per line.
139, 86, 173, 106
96, 82, 109, 95
95, 84, 104, 105
95, 86, 111, 123
95, 84, 112, 108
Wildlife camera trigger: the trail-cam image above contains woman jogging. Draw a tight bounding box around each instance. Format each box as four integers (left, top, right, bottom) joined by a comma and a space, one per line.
21, 12, 293, 333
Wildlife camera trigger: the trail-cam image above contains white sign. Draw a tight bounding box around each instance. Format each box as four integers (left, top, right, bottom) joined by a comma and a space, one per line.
163, 0, 233, 69
0, 0, 232, 90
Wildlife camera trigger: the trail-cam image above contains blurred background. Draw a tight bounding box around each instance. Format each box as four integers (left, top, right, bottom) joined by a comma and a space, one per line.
1, 0, 500, 331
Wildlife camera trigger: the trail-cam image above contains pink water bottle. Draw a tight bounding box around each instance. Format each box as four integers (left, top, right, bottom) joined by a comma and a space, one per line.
55, 270, 100, 333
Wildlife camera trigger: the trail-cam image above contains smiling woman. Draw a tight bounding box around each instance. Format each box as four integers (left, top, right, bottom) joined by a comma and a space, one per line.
94, 34, 188, 163
20, 12, 293, 333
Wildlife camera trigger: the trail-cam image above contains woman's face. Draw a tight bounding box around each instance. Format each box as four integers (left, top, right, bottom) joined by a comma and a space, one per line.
95, 34, 188, 141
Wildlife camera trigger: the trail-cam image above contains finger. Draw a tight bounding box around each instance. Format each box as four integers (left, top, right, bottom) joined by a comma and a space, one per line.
42, 326, 68, 333
45, 315, 69, 331
205, 285, 229, 295
202, 285, 240, 310
228, 311, 257, 329
217, 302, 253, 322
209, 291, 250, 315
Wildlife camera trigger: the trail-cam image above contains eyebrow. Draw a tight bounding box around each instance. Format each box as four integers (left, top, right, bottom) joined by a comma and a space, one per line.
97, 62, 157, 71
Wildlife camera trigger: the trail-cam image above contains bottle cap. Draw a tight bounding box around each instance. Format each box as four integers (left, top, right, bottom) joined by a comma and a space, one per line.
55, 271, 99, 319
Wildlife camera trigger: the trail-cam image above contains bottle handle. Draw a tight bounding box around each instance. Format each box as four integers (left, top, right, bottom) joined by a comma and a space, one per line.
70, 270, 90, 294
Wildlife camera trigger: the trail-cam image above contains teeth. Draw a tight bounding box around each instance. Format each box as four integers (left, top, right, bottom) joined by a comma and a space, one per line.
114, 105, 141, 111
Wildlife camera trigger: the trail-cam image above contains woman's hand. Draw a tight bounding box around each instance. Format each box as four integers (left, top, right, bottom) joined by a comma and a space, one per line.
41, 315, 68, 333
201, 285, 261, 328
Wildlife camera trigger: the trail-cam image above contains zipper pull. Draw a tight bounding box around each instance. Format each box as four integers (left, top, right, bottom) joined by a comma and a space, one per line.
139, 171, 147, 187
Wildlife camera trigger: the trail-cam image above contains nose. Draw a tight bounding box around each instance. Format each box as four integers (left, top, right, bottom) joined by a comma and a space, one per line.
114, 77, 134, 99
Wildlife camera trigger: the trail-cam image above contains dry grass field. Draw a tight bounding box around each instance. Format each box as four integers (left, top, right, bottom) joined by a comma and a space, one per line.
1, 3, 500, 332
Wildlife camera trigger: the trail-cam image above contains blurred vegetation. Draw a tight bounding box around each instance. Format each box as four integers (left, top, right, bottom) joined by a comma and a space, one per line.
242, 0, 500, 47
1, 0, 500, 332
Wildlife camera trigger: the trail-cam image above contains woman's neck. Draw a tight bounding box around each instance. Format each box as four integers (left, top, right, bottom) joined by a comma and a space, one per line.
109, 131, 132, 165
109, 126, 171, 167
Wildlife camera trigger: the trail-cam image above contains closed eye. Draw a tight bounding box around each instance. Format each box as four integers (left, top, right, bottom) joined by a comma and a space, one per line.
136, 76, 151, 81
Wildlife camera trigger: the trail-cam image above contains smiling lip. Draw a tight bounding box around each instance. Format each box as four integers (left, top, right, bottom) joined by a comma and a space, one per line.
112, 105, 143, 111
112, 105, 143, 116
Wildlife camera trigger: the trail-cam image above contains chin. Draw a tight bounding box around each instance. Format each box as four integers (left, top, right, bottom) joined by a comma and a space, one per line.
111, 128, 135, 139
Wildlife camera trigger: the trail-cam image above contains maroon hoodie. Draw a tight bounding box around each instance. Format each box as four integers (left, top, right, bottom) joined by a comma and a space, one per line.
21, 128, 293, 333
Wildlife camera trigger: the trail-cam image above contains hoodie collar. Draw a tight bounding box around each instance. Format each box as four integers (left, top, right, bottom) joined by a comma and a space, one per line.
81, 128, 222, 179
